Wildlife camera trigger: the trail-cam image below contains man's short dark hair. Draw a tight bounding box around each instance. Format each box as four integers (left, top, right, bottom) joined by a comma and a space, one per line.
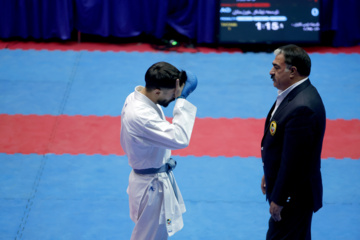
145, 62, 187, 89
275, 44, 311, 76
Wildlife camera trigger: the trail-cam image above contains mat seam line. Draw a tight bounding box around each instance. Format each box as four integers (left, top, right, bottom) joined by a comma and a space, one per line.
14, 52, 82, 240
46, 51, 82, 152
15, 155, 47, 240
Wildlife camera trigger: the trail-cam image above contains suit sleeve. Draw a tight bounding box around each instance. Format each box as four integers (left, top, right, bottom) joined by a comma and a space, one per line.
270, 106, 317, 206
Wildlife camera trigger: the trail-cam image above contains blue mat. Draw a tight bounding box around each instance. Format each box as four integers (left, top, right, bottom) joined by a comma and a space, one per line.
0, 50, 359, 119
1, 154, 359, 239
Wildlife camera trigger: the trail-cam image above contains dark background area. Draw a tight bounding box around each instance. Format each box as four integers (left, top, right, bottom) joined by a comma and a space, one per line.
0, 0, 359, 50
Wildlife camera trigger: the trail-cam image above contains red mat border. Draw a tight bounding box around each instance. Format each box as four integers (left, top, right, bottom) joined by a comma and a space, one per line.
1, 40, 360, 54
1, 114, 359, 159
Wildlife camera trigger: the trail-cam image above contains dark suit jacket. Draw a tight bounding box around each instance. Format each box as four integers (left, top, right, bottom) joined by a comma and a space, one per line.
261, 79, 326, 212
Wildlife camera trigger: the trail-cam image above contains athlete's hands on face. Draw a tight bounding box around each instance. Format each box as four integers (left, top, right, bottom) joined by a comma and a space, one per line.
180, 71, 197, 98
175, 79, 185, 99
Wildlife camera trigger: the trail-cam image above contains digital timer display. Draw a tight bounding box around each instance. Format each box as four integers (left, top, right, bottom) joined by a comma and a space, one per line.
219, 0, 320, 44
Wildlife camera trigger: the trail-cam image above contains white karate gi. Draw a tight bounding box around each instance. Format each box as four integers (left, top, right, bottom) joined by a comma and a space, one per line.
120, 86, 197, 239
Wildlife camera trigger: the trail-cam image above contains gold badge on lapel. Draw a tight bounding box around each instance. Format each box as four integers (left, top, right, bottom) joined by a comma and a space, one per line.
270, 121, 277, 136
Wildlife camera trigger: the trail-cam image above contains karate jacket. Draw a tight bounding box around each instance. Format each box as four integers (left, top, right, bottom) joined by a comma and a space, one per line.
120, 86, 197, 236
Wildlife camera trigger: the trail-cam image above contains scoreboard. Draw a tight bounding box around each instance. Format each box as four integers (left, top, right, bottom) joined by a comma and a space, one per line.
219, 0, 321, 44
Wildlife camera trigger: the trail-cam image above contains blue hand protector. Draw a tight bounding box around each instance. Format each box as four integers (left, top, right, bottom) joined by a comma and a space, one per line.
180, 71, 197, 98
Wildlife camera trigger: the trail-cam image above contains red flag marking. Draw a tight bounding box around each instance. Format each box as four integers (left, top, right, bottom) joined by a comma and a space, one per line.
0, 114, 359, 159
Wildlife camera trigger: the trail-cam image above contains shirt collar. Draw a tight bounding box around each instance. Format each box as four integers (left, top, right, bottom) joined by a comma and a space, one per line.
134, 86, 151, 103
277, 77, 308, 101
134, 86, 163, 116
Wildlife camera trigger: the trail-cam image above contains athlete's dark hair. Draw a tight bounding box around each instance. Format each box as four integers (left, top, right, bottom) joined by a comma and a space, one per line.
145, 62, 187, 89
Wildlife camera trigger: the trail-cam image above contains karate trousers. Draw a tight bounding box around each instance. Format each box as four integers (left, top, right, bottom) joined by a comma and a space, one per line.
129, 176, 168, 240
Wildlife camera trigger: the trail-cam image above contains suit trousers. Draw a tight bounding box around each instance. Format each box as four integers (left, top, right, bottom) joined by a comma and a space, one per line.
266, 200, 313, 240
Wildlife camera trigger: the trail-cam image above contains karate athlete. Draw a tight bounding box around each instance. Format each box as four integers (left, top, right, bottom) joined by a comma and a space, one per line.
120, 61, 197, 240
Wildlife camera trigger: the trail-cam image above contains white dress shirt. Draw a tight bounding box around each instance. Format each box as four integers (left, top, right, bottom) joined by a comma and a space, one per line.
271, 77, 308, 118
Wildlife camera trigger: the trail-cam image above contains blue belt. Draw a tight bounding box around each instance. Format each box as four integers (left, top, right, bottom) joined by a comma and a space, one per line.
133, 158, 177, 175
133, 158, 178, 200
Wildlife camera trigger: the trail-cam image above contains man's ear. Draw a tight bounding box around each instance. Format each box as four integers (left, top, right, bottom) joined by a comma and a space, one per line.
154, 88, 161, 96
289, 66, 297, 77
